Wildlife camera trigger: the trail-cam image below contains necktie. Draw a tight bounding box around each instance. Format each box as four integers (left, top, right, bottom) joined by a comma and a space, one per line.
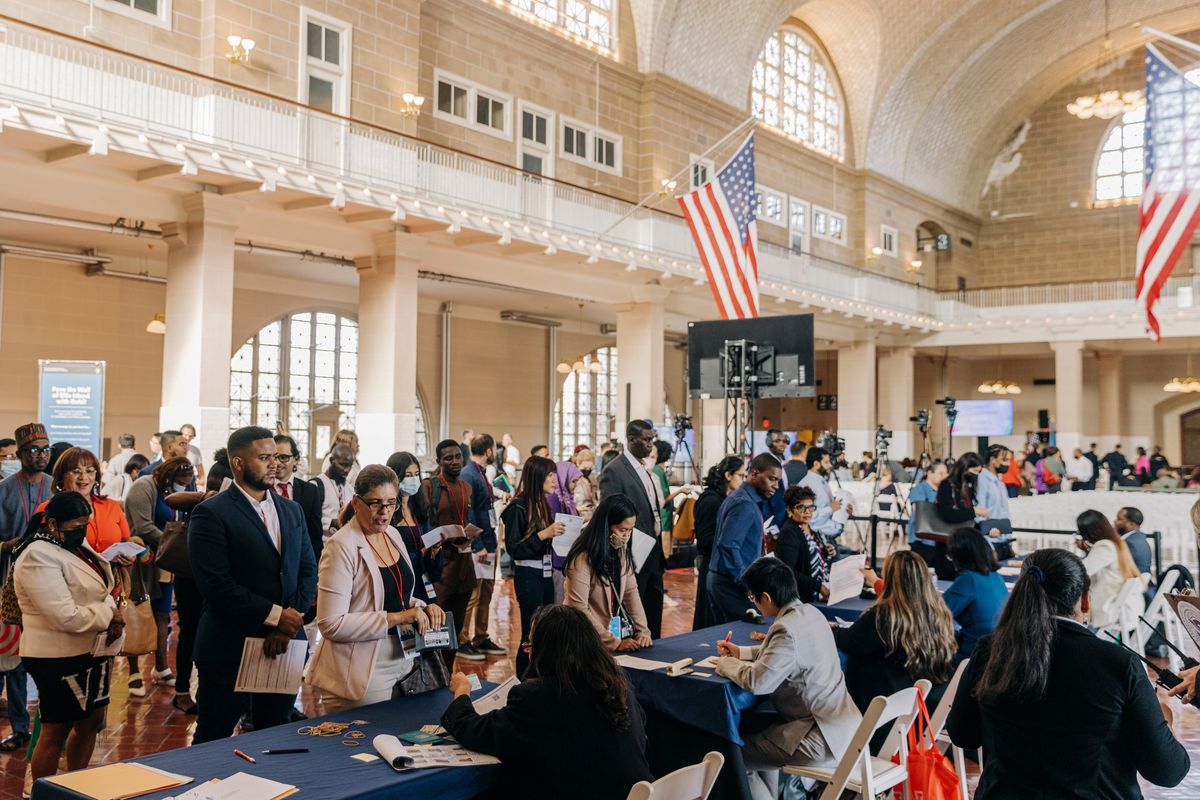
279, 481, 290, 499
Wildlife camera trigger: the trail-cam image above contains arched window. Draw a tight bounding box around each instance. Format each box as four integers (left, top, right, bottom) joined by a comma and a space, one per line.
553, 347, 618, 460
230, 312, 431, 472
499, 0, 614, 54
751, 27, 844, 160
1094, 106, 1145, 202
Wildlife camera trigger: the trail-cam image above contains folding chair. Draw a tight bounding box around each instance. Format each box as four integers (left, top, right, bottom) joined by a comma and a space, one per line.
626, 751, 724, 800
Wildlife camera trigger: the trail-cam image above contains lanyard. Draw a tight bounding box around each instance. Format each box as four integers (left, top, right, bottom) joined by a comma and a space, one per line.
364, 533, 407, 610
17, 475, 46, 528
441, 478, 468, 526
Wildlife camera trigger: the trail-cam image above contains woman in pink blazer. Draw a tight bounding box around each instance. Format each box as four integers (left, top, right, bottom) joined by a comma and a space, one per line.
306, 465, 445, 711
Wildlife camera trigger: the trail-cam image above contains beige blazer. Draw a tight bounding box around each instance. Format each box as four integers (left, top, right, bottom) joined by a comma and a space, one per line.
304, 517, 424, 701
14, 539, 116, 658
563, 550, 649, 650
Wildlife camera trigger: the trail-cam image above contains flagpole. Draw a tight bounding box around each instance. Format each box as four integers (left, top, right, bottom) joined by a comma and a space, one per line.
1142, 26, 1200, 57
596, 115, 757, 241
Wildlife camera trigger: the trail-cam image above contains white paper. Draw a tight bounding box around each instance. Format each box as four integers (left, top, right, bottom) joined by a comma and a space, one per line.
998, 566, 1022, 577
234, 638, 306, 694
630, 528, 656, 573
473, 552, 498, 580
613, 654, 672, 670
99, 541, 147, 562
91, 631, 125, 657
695, 655, 721, 669
422, 526, 459, 548
551, 514, 585, 557
825, 554, 867, 606
472, 675, 518, 715
373, 734, 498, 770
832, 490, 855, 525
170, 772, 294, 800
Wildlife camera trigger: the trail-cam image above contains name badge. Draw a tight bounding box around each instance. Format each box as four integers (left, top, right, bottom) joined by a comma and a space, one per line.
608, 615, 622, 640
542, 553, 553, 578
488, 508, 498, 529
422, 576, 437, 602
397, 626, 418, 660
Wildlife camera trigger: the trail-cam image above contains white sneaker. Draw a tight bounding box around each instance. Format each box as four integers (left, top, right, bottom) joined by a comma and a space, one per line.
128, 677, 146, 697
151, 668, 176, 687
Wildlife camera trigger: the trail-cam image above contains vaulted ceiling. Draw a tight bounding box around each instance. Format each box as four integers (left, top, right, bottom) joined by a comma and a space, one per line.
627, 0, 1200, 212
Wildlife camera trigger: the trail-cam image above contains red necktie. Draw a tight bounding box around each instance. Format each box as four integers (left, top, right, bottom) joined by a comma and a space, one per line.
279, 482, 290, 499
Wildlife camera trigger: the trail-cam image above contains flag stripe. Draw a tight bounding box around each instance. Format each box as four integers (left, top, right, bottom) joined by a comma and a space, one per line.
678, 195, 733, 320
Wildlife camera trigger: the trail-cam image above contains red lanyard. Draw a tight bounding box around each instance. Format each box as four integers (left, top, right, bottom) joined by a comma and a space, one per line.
441, 478, 468, 526
364, 533, 407, 609
17, 475, 46, 528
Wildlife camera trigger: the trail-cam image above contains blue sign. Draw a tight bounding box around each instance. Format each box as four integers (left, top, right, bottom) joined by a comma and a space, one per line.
38, 360, 105, 456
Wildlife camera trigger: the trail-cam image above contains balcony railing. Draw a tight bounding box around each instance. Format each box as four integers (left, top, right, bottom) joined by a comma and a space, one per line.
940, 273, 1200, 310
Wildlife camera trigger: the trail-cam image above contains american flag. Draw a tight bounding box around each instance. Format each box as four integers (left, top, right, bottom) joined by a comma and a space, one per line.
1137, 44, 1200, 340
678, 134, 760, 319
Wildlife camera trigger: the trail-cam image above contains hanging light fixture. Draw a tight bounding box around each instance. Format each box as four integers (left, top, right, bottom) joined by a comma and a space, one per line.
1066, 1, 1144, 120
1163, 354, 1200, 392
146, 313, 166, 334
977, 348, 1021, 395
556, 303, 602, 375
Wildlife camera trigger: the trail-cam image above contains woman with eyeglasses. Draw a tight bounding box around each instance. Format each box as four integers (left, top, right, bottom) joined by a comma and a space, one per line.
774, 485, 832, 602
307, 465, 446, 711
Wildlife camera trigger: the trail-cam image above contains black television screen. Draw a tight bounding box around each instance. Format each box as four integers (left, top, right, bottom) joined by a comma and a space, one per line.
687, 314, 816, 399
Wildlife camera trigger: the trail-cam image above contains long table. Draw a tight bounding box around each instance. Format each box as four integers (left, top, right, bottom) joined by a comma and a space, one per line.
812, 579, 954, 622
32, 688, 501, 800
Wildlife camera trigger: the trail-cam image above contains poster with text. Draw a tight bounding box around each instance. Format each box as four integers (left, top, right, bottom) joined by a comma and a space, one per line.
38, 360, 105, 456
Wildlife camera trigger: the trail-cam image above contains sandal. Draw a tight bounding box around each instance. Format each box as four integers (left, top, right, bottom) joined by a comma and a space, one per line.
0, 731, 29, 752
128, 678, 146, 698
171, 695, 197, 714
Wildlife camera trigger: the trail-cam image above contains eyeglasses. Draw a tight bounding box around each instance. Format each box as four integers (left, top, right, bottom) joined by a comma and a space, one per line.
67, 468, 98, 478
793, 504, 816, 512
20, 446, 52, 456
273, 454, 295, 462
358, 498, 399, 513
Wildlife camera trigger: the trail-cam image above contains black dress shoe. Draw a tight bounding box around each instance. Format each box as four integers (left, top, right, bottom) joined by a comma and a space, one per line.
0, 731, 29, 752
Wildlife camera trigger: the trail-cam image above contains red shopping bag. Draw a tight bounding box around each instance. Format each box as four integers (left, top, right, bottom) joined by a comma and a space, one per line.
892, 688, 962, 800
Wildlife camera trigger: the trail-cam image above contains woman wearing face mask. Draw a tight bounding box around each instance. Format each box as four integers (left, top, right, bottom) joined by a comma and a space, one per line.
307, 465, 446, 711
123, 456, 194, 702
937, 451, 988, 527
385, 452, 436, 603
502, 456, 565, 677
563, 494, 651, 652
14, 491, 122, 784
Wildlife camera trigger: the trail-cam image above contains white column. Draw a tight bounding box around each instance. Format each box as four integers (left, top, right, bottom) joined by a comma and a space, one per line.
877, 346, 915, 459
837, 340, 877, 458
1096, 351, 1122, 450
1053, 340, 1085, 454
355, 231, 419, 466
159, 193, 240, 464
614, 286, 669, 433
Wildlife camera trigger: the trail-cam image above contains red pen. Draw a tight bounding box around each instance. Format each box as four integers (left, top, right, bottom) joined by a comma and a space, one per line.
234, 748, 256, 764
724, 630, 733, 642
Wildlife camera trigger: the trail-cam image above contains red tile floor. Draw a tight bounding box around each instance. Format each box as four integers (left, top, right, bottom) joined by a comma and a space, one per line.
1, 570, 1197, 798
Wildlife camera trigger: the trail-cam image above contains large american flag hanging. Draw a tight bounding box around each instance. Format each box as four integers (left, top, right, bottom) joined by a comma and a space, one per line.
1137, 44, 1200, 341
678, 134, 760, 319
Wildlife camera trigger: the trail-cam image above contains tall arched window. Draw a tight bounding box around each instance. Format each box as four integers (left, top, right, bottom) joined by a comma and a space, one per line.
751, 27, 845, 160
553, 347, 618, 460
230, 313, 431, 472
1094, 106, 1145, 202
499, 0, 614, 54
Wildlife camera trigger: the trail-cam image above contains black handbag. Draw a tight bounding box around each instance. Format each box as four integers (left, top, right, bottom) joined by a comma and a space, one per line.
156, 517, 192, 578
909, 501, 961, 542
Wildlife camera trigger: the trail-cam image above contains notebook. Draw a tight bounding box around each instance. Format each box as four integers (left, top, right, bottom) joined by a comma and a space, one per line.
44, 762, 191, 800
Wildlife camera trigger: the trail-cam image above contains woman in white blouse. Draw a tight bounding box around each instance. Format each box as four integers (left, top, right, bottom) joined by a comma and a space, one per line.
306, 465, 445, 711
1075, 509, 1144, 629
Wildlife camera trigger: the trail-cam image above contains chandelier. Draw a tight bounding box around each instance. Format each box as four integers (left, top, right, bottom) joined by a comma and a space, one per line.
556, 303, 603, 375
1066, 0, 1144, 121
1163, 355, 1200, 392
977, 347, 1021, 395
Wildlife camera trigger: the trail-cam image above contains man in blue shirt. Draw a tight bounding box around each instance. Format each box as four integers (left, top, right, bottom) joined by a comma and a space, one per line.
708, 454, 780, 624
1114, 506, 1156, 606
975, 445, 1013, 538
759, 429, 790, 532
797, 448, 846, 542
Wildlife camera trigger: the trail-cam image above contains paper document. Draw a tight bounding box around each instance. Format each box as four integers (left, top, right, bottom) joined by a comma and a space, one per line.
45, 762, 191, 800
551, 514, 585, 557
614, 654, 672, 671
473, 552, 498, 580
234, 638, 306, 694
99, 541, 147, 562
630, 528, 657, 573
171, 772, 296, 800
422, 525, 463, 548
832, 490, 855, 525
997, 566, 1022, 577
91, 631, 125, 657
825, 553, 867, 606
374, 734, 498, 770
696, 655, 721, 669
472, 675, 518, 715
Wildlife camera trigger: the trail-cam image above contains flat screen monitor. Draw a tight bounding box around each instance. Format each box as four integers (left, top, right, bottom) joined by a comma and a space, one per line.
687, 314, 816, 399
950, 400, 1014, 437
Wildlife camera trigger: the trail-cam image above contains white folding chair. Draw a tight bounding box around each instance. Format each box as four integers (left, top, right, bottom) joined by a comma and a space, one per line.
1144, 567, 1184, 659
927, 659, 971, 800
785, 687, 919, 800
625, 751, 724, 800
877, 679, 931, 759
1100, 578, 1146, 654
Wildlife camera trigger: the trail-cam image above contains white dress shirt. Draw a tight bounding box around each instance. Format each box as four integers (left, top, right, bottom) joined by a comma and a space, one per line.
233, 481, 284, 627
624, 451, 661, 535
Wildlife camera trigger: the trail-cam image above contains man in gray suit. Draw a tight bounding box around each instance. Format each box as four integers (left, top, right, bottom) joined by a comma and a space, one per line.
716, 558, 861, 799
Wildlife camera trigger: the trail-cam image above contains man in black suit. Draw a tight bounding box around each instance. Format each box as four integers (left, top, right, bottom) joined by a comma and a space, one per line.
272, 434, 324, 561
1083, 442, 1101, 490
599, 419, 664, 637
189, 426, 318, 744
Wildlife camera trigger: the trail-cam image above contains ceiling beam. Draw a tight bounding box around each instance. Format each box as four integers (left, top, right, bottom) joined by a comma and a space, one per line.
341, 209, 392, 224
283, 196, 332, 212
136, 164, 183, 182
42, 144, 91, 163
218, 181, 260, 196
450, 232, 499, 247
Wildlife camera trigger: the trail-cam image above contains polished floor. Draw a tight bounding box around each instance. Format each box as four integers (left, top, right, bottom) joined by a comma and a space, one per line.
1, 570, 1198, 799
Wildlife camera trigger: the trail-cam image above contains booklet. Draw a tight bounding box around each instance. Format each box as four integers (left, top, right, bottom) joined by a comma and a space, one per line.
234, 638, 306, 694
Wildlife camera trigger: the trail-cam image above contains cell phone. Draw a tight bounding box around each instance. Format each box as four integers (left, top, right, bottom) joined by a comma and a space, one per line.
466, 674, 482, 692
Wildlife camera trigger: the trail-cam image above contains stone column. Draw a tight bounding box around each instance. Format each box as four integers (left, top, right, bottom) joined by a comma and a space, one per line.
1053, 340, 1086, 454
614, 286, 669, 434
837, 340, 877, 458
1096, 350, 1122, 450
877, 346, 915, 460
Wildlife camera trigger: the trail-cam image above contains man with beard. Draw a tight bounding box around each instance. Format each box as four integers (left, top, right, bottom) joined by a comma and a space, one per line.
708, 454, 781, 624
312, 443, 355, 540
798, 447, 849, 543
188, 426, 317, 742
422, 440, 477, 662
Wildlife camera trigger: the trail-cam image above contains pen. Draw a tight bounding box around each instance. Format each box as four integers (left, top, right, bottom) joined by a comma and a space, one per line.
724, 630, 732, 642
262, 748, 310, 755
234, 749, 257, 764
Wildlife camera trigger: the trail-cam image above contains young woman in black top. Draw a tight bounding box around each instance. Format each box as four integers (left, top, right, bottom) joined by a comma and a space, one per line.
936, 451, 988, 526
385, 451, 434, 602
501, 456, 564, 676
774, 485, 831, 602
692, 456, 744, 631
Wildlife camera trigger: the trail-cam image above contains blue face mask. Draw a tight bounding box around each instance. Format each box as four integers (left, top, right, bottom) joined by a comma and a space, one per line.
399, 476, 421, 496
0, 461, 19, 479
172, 482, 190, 494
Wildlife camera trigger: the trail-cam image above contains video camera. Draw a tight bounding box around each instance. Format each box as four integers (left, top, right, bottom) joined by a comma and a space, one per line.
909, 408, 930, 430
673, 414, 693, 439
815, 430, 844, 456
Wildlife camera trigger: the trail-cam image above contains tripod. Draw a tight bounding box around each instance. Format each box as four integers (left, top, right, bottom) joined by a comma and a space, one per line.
673, 427, 699, 485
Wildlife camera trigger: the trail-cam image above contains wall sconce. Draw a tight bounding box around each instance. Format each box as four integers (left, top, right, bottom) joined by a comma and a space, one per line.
907, 259, 923, 273
658, 178, 677, 197
225, 35, 256, 64
401, 93, 426, 118
146, 313, 166, 334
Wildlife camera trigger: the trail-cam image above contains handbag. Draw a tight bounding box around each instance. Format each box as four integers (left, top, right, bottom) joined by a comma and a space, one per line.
397, 649, 450, 696
892, 689, 962, 800
120, 566, 157, 656
156, 517, 192, 578
910, 501, 960, 542
1, 562, 21, 627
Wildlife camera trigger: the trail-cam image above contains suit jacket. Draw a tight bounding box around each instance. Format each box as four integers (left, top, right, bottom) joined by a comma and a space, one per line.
563, 549, 649, 649
599, 455, 661, 575
948, 619, 1189, 799
775, 519, 824, 603
305, 517, 424, 701
14, 539, 116, 658
281, 477, 324, 562
442, 677, 652, 800
717, 601, 861, 759
188, 486, 318, 663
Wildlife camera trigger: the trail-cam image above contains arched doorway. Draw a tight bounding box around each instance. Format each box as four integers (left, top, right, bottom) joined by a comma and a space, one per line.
916, 220, 952, 290
1183, 408, 1200, 466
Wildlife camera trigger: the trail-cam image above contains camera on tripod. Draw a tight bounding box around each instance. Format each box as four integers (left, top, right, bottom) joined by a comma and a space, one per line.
816, 430, 844, 456
909, 408, 930, 430
673, 414, 693, 438
875, 425, 892, 443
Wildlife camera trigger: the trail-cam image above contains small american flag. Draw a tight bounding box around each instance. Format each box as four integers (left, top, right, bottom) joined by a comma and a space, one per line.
678, 134, 760, 319
1137, 44, 1200, 340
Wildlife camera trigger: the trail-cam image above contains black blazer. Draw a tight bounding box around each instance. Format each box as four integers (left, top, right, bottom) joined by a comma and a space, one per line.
833, 606, 948, 713
283, 477, 324, 562
188, 486, 318, 662
947, 619, 1189, 799
693, 488, 724, 559
935, 480, 976, 525
442, 677, 652, 800
598, 456, 661, 575
775, 519, 823, 603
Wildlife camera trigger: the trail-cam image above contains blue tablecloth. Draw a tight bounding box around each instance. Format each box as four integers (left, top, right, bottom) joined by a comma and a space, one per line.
812, 579, 953, 622
620, 622, 765, 745
32, 688, 501, 800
